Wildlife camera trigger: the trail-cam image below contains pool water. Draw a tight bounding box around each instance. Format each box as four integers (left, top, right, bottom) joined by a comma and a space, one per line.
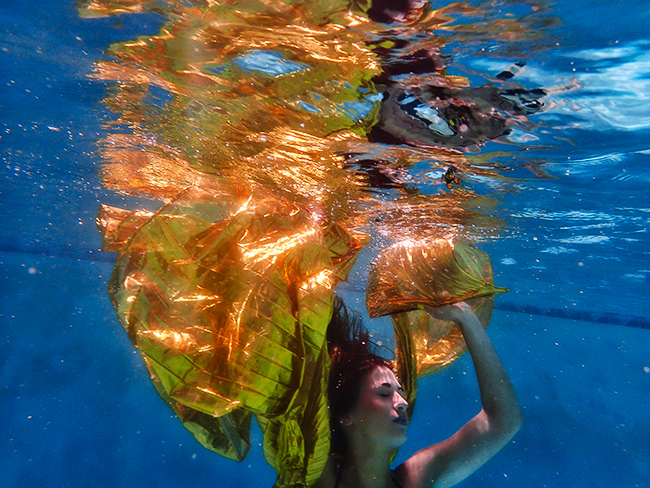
1, 1, 649, 487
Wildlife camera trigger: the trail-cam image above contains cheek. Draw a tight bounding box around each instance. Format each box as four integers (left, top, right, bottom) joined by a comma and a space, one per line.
352, 395, 385, 423
364, 397, 393, 420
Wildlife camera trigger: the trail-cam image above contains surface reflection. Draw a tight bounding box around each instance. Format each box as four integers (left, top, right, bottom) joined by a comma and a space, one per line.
80, 0, 555, 241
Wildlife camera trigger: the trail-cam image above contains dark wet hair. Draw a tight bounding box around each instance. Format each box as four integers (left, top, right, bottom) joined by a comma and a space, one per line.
327, 295, 392, 459
367, 0, 426, 24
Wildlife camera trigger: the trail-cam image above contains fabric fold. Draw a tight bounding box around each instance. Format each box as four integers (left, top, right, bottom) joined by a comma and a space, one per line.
366, 238, 507, 385
99, 186, 368, 487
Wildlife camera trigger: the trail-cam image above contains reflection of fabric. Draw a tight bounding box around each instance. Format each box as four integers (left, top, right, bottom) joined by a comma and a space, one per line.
98, 186, 367, 487
366, 239, 508, 411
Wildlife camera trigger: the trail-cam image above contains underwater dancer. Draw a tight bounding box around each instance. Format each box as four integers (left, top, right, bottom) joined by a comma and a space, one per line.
98, 167, 519, 488
315, 297, 522, 488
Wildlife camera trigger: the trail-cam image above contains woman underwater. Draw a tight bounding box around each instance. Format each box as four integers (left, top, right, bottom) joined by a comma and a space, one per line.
98, 189, 520, 487
86, 0, 542, 483
316, 297, 522, 488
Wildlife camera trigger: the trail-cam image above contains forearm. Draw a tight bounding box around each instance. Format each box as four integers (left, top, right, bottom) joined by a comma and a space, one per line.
425, 303, 522, 427
457, 305, 520, 423
403, 303, 523, 487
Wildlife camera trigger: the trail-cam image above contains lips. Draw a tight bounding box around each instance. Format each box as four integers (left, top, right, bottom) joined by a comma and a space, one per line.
393, 417, 408, 426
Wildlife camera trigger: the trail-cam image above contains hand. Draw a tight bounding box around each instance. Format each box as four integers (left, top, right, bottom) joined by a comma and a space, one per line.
423, 301, 474, 323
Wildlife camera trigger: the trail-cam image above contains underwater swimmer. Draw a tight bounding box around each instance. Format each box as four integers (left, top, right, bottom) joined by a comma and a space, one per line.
315, 299, 522, 488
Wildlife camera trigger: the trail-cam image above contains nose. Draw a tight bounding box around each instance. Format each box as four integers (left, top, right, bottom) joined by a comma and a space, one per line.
394, 393, 408, 413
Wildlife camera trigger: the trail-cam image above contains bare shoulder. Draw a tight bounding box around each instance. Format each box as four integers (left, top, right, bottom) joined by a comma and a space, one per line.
395, 407, 522, 488
393, 446, 447, 488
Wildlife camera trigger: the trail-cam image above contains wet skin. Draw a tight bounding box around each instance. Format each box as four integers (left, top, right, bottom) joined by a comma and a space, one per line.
344, 366, 409, 451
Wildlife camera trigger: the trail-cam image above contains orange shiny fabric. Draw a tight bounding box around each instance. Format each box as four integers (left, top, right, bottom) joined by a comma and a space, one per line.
366, 239, 508, 410
98, 186, 367, 486
99, 193, 505, 486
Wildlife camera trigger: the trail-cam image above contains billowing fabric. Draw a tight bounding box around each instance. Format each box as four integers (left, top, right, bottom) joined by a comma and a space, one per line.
98, 186, 367, 486
99, 195, 505, 486
366, 239, 508, 410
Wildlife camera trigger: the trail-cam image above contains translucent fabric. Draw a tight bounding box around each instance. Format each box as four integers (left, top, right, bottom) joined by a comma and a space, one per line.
98, 186, 367, 486
99, 192, 505, 486
366, 239, 508, 409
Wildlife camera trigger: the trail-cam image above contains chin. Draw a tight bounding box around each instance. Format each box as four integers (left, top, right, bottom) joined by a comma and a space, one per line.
389, 431, 408, 448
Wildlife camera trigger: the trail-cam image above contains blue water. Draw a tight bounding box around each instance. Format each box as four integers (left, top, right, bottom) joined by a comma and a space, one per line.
2, 1, 649, 487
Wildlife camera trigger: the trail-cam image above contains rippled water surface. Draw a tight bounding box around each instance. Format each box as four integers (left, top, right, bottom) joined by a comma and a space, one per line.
2, 1, 649, 487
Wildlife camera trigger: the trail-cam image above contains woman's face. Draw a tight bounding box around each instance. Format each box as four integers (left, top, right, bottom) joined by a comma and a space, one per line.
343, 365, 409, 449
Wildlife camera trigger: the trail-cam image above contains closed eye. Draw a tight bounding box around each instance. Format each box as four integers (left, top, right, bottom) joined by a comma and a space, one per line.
376, 386, 392, 397
377, 383, 404, 398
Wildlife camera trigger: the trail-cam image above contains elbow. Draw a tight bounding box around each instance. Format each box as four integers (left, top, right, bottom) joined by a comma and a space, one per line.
491, 411, 523, 450
503, 403, 524, 439
487, 402, 523, 441
510, 407, 524, 435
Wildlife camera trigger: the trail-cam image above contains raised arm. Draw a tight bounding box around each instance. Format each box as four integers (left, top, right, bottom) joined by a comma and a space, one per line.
398, 301, 523, 488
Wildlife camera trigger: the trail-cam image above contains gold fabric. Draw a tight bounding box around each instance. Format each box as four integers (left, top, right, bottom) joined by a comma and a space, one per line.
81, 0, 549, 484
98, 195, 506, 487
367, 239, 507, 318
99, 190, 504, 485
99, 185, 368, 486
96, 205, 154, 253
366, 239, 508, 405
